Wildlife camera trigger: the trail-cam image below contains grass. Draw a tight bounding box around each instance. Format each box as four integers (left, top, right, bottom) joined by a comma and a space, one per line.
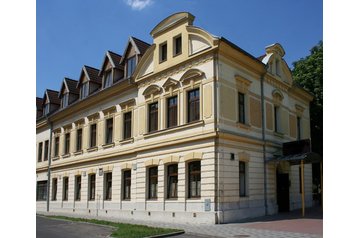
47, 215, 182, 238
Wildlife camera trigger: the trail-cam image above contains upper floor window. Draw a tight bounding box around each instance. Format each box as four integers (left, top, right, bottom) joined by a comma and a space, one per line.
63, 177, 69, 201
90, 124, 97, 148
75, 175, 81, 201
123, 111, 132, 140
80, 82, 89, 99
126, 57, 136, 78
105, 118, 113, 144
61, 93, 69, 108
274, 106, 281, 133
238, 92, 245, 124
167, 96, 178, 128
188, 161, 201, 198
167, 164, 178, 199
38, 142, 43, 162
188, 88, 200, 123
76, 128, 82, 151
148, 102, 158, 132
173, 35, 182, 56
103, 71, 113, 88
123, 170, 131, 200
54, 137, 59, 157
159, 42, 167, 63
148, 166, 158, 199
44, 140, 49, 161
64, 133, 70, 155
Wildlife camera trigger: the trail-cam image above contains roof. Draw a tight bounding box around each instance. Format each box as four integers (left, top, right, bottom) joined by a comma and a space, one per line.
65, 78, 80, 95
84, 66, 102, 84
257, 54, 266, 61
131, 36, 151, 55
36, 97, 43, 110
267, 152, 322, 166
107, 51, 122, 68
45, 89, 60, 105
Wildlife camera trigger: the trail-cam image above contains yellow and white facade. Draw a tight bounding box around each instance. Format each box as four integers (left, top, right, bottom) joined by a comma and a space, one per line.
36, 12, 314, 224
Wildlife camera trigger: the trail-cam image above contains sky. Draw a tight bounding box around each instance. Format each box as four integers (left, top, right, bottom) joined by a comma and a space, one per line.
36, 0, 322, 97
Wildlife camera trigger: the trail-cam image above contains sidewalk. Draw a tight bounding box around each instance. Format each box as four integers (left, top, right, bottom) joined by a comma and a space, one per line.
40, 206, 323, 238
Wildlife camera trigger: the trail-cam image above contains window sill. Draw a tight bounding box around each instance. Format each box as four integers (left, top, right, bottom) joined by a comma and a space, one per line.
173, 52, 182, 58
87, 146, 98, 152
165, 198, 178, 201
159, 59, 167, 64
119, 137, 134, 145
102, 142, 114, 149
147, 198, 158, 201
61, 153, 70, 158
237, 122, 251, 130
144, 120, 204, 139
187, 197, 201, 200
73, 150, 83, 156
122, 199, 131, 201
274, 131, 285, 138
52, 156, 60, 161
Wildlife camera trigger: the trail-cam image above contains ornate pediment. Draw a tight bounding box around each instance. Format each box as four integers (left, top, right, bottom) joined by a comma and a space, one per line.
162, 77, 180, 91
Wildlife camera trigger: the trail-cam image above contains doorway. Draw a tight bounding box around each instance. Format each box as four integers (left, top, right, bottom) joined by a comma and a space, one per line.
276, 172, 290, 212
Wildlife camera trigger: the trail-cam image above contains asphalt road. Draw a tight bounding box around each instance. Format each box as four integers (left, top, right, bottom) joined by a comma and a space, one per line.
36, 215, 114, 238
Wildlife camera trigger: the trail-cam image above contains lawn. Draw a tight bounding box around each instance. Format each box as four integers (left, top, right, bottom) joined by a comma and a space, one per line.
48, 215, 183, 238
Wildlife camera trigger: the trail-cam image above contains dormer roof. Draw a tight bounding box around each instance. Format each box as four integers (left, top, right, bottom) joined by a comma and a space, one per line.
43, 89, 60, 106
119, 36, 151, 64
36, 97, 43, 111
59, 78, 79, 97
99, 51, 123, 76
77, 65, 102, 88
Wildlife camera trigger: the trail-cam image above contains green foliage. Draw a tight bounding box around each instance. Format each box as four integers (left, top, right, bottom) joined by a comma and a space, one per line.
48, 216, 182, 238
292, 41, 323, 155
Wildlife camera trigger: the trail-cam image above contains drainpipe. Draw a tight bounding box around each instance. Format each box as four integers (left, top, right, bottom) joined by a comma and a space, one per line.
46, 120, 53, 212
260, 67, 268, 216
213, 50, 220, 224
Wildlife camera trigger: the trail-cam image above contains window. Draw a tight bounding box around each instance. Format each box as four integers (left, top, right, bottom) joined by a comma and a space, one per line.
76, 129, 82, 151
89, 174, 96, 201
104, 172, 112, 200
75, 175, 81, 201
38, 142, 43, 162
239, 162, 246, 197
52, 178, 57, 201
160, 42, 167, 62
297, 116, 301, 140
123, 170, 131, 200
64, 133, 70, 155
105, 118, 113, 144
238, 92, 245, 124
167, 96, 178, 128
188, 161, 201, 198
90, 124, 97, 148
299, 166, 302, 194
63, 177, 69, 201
80, 82, 89, 99
167, 164, 178, 199
103, 71, 113, 88
54, 137, 59, 157
148, 167, 158, 199
36, 181, 47, 201
187, 88, 200, 123
44, 103, 50, 115
173, 35, 182, 56
123, 111, 132, 139
274, 106, 280, 133
61, 93, 69, 108
127, 57, 136, 78
44, 140, 49, 161
148, 102, 158, 132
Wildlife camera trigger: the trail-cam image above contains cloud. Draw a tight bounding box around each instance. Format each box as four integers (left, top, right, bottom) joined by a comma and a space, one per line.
125, 0, 153, 10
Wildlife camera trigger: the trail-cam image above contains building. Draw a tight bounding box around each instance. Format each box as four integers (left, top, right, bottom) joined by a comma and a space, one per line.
36, 12, 315, 224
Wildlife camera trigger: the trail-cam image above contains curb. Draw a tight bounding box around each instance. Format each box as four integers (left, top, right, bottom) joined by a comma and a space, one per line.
142, 230, 185, 238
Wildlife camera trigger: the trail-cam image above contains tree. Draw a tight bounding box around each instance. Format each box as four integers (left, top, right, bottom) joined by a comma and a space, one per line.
292, 41, 323, 156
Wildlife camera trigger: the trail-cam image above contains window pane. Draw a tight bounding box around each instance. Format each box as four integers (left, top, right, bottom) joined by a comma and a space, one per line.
76, 129, 82, 151
148, 167, 158, 199
123, 170, 131, 200
160, 43, 167, 62
65, 133, 70, 154
105, 173, 112, 200
54, 137, 59, 156
239, 162, 246, 197
188, 161, 201, 198
238, 93, 245, 124
175, 36, 182, 55
90, 124, 97, 147
124, 112, 132, 139
167, 164, 178, 198
188, 89, 200, 123
38, 142, 43, 162
52, 178, 57, 201
44, 140, 49, 161
63, 177, 69, 201
89, 174, 96, 200
36, 181, 48, 201
75, 176, 81, 201
149, 102, 158, 132
167, 96, 178, 128
106, 118, 113, 144
127, 57, 136, 77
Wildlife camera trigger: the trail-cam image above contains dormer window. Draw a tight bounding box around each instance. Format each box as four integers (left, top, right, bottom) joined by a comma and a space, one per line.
103, 71, 113, 88
61, 93, 69, 108
126, 57, 136, 78
80, 82, 89, 99
159, 42, 167, 63
44, 103, 49, 115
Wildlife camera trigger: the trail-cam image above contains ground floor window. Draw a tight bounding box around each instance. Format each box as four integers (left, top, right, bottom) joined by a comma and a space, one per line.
167, 164, 178, 199
188, 161, 201, 198
75, 175, 81, 201
148, 167, 158, 199
63, 177, 69, 201
36, 181, 47, 201
123, 170, 131, 200
89, 174, 96, 200
104, 172, 112, 200
52, 178, 57, 201
239, 161, 247, 197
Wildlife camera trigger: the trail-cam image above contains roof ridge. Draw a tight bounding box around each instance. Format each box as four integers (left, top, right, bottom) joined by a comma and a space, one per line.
83, 65, 100, 71
107, 50, 122, 57
131, 36, 151, 46
46, 89, 59, 93
64, 77, 78, 82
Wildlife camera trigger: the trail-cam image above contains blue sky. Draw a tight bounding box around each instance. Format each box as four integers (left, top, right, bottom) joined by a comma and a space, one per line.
36, 0, 322, 97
